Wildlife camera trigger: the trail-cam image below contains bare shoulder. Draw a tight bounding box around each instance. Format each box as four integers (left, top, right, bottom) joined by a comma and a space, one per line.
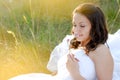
89, 44, 114, 79
89, 44, 112, 62
95, 44, 110, 55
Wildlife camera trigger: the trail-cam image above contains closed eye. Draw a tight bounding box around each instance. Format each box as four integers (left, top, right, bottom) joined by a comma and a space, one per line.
80, 25, 85, 28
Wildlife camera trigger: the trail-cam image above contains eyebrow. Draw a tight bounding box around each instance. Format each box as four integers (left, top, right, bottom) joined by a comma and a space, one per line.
72, 21, 84, 24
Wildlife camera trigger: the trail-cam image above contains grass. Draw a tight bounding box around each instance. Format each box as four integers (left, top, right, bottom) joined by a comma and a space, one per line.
0, 28, 51, 79
0, 0, 120, 80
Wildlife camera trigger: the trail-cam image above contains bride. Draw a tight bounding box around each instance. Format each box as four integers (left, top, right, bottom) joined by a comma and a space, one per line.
9, 3, 120, 80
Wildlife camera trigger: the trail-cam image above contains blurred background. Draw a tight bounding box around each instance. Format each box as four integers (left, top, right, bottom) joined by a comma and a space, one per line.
0, 0, 120, 80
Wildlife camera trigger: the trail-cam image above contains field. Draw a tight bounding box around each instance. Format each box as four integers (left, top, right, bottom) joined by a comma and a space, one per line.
0, 0, 120, 80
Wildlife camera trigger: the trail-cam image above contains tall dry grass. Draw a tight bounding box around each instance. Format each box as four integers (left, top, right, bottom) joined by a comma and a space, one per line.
0, 0, 120, 80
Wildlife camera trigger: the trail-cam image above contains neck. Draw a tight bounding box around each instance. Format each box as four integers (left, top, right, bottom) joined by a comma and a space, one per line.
80, 40, 90, 47
79, 39, 90, 54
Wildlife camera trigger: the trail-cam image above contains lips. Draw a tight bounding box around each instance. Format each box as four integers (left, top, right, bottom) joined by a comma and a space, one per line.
79, 34, 83, 37
74, 34, 83, 38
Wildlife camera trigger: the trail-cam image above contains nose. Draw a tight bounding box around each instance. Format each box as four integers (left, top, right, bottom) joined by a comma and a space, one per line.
73, 27, 80, 37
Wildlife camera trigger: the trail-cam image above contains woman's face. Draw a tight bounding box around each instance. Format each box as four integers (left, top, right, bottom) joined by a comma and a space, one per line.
72, 13, 91, 44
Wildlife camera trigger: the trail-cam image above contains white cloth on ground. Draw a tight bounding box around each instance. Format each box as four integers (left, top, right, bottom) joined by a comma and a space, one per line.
9, 49, 97, 80
9, 29, 120, 80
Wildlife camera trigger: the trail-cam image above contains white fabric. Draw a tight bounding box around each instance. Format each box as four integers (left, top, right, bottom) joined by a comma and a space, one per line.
9, 73, 54, 80
9, 49, 97, 80
9, 30, 120, 80
47, 35, 74, 72
107, 29, 120, 80
56, 49, 97, 80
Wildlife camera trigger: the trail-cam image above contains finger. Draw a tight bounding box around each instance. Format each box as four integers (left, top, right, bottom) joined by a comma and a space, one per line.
67, 54, 74, 62
71, 53, 75, 57
70, 54, 79, 62
74, 58, 79, 62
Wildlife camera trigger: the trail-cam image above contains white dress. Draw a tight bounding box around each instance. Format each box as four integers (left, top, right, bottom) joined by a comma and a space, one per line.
9, 29, 120, 80
9, 49, 97, 80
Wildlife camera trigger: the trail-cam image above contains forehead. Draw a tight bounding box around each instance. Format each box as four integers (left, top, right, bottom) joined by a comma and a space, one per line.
72, 13, 90, 24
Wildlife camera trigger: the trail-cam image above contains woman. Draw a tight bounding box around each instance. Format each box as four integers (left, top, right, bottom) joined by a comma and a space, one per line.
9, 3, 119, 80
66, 3, 113, 80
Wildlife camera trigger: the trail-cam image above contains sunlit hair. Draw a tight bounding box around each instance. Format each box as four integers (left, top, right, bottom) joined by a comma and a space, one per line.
70, 3, 108, 54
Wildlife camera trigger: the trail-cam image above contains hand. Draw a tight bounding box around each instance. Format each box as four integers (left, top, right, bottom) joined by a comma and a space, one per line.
66, 53, 85, 80
66, 53, 79, 75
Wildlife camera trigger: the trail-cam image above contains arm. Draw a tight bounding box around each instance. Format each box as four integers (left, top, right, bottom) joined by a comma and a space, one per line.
66, 54, 85, 80
92, 45, 114, 80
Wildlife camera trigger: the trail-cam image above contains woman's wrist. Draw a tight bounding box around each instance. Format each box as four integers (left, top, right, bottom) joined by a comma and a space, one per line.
70, 71, 85, 80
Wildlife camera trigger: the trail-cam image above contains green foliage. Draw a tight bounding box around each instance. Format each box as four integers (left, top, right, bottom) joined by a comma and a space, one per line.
0, 0, 120, 79
100, 0, 120, 33
0, 0, 100, 47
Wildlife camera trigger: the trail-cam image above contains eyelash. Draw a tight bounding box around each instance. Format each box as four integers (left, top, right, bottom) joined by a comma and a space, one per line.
80, 25, 85, 27
73, 25, 85, 28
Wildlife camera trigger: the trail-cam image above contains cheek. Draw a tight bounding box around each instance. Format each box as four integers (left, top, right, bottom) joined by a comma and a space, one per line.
86, 27, 91, 35
84, 29, 91, 38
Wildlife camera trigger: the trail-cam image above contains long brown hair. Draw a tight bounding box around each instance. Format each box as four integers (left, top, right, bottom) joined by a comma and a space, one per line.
70, 3, 108, 54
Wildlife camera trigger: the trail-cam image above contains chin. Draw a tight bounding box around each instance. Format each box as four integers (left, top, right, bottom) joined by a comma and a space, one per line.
76, 38, 82, 42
